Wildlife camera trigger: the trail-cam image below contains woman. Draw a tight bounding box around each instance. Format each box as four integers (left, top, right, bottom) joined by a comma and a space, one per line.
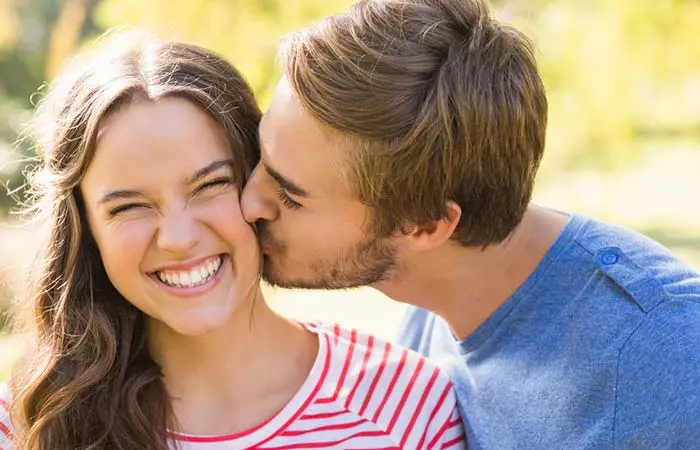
0, 32, 465, 449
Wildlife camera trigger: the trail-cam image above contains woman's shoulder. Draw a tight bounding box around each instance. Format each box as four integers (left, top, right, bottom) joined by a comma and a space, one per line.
305, 320, 454, 384
302, 321, 465, 447
303, 320, 458, 408
0, 381, 13, 447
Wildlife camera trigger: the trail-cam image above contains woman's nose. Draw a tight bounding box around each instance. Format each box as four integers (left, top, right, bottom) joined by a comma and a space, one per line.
156, 211, 201, 256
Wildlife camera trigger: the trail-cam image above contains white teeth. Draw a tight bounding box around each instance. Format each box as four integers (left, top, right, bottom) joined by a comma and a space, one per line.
190, 271, 202, 284
156, 256, 223, 288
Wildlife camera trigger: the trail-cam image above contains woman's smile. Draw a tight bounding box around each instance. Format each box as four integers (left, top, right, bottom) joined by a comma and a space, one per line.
150, 253, 228, 297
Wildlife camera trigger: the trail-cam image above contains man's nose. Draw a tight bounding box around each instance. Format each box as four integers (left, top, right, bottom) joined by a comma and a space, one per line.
241, 163, 279, 224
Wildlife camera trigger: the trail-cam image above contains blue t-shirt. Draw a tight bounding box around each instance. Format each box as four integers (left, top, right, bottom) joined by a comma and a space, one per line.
397, 213, 700, 449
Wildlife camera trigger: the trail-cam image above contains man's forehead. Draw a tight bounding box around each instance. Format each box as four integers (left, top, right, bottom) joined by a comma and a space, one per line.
257, 135, 352, 199
259, 80, 354, 198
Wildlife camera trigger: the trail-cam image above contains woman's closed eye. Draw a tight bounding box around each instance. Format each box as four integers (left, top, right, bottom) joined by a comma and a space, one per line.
194, 177, 235, 196
106, 178, 235, 217
109, 203, 150, 217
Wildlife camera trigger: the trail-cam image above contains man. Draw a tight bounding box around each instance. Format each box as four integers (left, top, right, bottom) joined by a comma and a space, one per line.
241, 0, 700, 448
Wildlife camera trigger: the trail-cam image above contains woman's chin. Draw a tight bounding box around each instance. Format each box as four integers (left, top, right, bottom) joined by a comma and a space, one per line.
155, 309, 237, 339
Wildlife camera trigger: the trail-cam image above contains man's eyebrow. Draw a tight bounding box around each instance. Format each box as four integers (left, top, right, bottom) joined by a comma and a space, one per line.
263, 163, 310, 198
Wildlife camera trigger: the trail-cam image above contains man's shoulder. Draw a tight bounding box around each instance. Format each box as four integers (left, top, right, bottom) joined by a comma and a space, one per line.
618, 296, 700, 371
613, 299, 700, 446
570, 215, 700, 309
572, 215, 699, 275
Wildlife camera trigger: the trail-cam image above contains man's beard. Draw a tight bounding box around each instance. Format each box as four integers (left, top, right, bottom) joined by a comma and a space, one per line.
258, 224, 397, 290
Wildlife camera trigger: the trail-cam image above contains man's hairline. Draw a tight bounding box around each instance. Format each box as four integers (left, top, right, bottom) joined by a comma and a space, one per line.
259, 86, 362, 200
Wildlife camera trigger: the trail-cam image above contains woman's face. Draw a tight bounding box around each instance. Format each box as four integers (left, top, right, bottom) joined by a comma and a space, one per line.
80, 96, 260, 336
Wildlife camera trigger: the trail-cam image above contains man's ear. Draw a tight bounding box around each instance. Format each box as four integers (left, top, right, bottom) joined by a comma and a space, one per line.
401, 201, 461, 252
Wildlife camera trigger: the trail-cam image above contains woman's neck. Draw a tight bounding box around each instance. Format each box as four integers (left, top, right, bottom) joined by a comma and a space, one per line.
147, 290, 319, 435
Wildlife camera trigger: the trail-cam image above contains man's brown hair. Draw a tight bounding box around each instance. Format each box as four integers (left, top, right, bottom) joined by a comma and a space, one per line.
281, 0, 548, 246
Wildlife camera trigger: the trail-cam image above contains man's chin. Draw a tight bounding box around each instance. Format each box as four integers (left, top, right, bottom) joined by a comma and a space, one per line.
260, 252, 394, 290
260, 256, 307, 289
261, 265, 323, 290
261, 257, 346, 290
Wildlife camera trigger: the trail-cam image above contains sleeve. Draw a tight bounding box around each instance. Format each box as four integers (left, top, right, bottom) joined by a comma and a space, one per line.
0, 382, 13, 449
417, 377, 466, 450
427, 406, 466, 449
613, 301, 700, 449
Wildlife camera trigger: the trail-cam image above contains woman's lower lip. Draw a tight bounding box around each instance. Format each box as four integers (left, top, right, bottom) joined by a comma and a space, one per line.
151, 255, 229, 298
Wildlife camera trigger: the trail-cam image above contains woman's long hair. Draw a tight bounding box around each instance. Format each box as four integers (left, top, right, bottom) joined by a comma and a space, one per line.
9, 31, 261, 449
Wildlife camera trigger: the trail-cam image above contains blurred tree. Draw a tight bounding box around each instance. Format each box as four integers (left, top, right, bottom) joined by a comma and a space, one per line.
0, 0, 20, 49
95, 0, 356, 107
503, 0, 700, 171
46, 0, 91, 79
0, 0, 100, 215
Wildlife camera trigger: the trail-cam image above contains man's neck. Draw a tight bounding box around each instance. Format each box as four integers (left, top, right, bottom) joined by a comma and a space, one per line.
380, 205, 569, 340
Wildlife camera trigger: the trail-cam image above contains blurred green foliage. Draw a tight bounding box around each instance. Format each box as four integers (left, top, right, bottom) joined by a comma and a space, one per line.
94, 0, 358, 106
0, 0, 699, 214
516, 0, 700, 172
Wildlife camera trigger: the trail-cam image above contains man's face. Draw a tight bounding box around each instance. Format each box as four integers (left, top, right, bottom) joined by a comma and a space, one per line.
241, 78, 398, 289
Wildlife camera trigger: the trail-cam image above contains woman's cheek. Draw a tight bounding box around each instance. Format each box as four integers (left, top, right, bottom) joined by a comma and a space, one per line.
97, 218, 156, 259
200, 194, 250, 233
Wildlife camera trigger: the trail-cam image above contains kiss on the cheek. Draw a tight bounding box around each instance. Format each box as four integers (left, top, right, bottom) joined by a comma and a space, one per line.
1, 28, 465, 450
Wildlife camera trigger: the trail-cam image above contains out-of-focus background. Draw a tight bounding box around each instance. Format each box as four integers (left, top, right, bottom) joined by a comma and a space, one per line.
1, 0, 699, 381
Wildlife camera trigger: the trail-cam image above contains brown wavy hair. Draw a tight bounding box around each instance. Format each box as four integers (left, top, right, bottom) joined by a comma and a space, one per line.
281, 0, 548, 247
9, 31, 261, 449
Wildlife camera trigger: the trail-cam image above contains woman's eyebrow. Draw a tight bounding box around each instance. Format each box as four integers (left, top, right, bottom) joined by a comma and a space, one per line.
97, 189, 143, 207
97, 159, 235, 207
186, 159, 234, 185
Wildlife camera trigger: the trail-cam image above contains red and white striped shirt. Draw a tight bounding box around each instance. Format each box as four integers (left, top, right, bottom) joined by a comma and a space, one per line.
0, 322, 465, 449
